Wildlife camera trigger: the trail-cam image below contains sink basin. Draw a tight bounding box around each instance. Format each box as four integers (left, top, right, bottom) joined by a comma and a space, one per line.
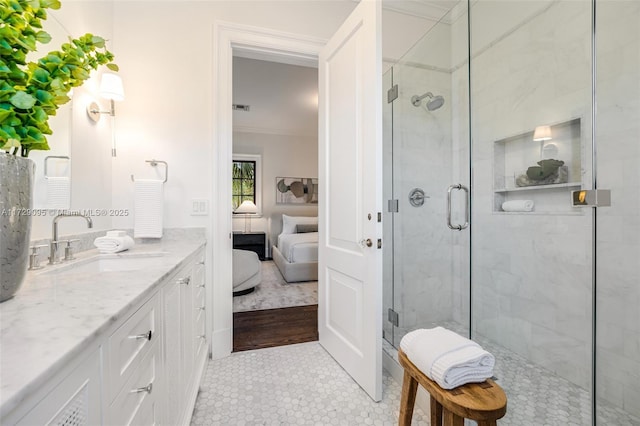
43, 253, 168, 275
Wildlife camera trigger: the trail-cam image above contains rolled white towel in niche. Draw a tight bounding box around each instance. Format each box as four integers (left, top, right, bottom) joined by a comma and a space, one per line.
502, 200, 534, 212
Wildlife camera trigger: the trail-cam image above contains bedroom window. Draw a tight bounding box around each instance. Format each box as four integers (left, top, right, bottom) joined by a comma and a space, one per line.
232, 154, 262, 214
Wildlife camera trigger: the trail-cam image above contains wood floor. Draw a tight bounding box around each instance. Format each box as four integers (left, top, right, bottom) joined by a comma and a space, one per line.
233, 304, 318, 352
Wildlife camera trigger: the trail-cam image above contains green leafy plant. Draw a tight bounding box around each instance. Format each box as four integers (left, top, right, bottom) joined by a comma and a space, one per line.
0, 0, 118, 157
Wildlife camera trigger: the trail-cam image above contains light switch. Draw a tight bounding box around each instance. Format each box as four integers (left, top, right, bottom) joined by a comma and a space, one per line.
191, 199, 209, 216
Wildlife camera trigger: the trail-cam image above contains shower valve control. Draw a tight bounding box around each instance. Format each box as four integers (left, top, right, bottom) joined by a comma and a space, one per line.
409, 188, 429, 207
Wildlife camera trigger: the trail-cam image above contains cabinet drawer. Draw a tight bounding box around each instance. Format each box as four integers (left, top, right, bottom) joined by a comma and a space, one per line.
194, 306, 207, 361
107, 342, 160, 426
193, 284, 205, 312
107, 294, 160, 401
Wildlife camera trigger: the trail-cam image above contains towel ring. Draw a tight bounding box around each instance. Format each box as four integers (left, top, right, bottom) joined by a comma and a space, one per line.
131, 159, 168, 183
44, 156, 70, 178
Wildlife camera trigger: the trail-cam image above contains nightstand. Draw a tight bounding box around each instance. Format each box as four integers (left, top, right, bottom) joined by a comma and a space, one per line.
232, 232, 266, 260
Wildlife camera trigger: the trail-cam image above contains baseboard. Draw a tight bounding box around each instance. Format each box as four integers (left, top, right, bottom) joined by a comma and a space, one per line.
211, 328, 232, 359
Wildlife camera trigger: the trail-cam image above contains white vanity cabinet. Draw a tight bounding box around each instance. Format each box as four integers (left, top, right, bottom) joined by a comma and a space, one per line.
5, 243, 208, 426
161, 248, 208, 426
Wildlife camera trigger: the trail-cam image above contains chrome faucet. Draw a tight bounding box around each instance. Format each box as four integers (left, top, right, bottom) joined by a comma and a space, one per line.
49, 212, 93, 265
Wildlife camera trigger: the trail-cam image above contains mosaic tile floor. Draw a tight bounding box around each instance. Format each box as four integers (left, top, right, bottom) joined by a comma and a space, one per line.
385, 323, 640, 426
191, 342, 428, 425
233, 261, 317, 313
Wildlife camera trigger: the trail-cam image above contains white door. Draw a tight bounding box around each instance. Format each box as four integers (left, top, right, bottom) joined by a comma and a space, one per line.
318, 0, 382, 401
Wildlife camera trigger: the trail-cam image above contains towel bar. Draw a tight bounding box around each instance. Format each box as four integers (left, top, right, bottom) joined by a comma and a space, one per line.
130, 159, 168, 183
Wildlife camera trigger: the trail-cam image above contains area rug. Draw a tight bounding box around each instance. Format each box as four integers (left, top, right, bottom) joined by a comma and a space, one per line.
233, 261, 317, 312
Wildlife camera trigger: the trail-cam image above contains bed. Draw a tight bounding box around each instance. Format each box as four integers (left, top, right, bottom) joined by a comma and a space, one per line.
269, 213, 318, 282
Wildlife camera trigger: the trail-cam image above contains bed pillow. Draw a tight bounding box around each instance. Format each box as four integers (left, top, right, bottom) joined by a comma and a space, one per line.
282, 214, 317, 234
296, 224, 318, 233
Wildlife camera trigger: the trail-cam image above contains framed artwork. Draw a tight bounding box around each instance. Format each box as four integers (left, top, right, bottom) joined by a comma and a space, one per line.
276, 177, 318, 204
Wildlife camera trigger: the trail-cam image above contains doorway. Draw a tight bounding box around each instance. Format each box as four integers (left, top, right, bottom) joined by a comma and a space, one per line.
210, 21, 324, 360
230, 55, 320, 352
213, 0, 384, 401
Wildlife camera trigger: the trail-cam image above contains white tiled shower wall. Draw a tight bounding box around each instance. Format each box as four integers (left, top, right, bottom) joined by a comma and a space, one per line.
461, 0, 594, 389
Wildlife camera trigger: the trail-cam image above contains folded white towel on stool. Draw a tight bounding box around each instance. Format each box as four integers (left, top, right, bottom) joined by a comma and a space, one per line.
501, 200, 534, 212
400, 327, 495, 390
94, 235, 135, 254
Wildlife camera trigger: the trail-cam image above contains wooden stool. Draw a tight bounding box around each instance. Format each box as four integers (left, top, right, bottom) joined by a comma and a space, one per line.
398, 349, 507, 426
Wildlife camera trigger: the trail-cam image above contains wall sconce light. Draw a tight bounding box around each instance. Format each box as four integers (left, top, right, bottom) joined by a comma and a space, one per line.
234, 200, 258, 233
86, 73, 125, 157
533, 125, 552, 141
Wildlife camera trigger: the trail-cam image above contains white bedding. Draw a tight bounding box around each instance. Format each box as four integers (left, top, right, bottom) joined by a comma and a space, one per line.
277, 232, 318, 263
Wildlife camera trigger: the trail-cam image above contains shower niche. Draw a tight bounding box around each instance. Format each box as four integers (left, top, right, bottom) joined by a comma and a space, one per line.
493, 118, 583, 214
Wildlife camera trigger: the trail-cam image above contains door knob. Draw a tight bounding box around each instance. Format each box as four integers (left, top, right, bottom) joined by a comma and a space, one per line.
360, 238, 373, 248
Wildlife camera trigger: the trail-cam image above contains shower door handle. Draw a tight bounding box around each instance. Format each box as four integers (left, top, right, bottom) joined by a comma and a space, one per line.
447, 184, 469, 231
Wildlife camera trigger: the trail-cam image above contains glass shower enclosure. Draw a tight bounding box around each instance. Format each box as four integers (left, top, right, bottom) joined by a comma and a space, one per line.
382, 1, 639, 424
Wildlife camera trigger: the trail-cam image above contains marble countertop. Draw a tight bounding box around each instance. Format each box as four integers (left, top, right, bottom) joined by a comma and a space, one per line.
0, 237, 206, 418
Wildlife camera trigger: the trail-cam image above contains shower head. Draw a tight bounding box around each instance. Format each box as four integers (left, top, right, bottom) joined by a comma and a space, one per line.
411, 92, 445, 111
426, 95, 444, 111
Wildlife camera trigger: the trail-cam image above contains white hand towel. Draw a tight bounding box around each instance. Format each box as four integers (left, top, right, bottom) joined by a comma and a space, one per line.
45, 177, 70, 210
400, 327, 495, 390
106, 230, 128, 238
502, 199, 534, 212
134, 179, 164, 238
94, 235, 134, 254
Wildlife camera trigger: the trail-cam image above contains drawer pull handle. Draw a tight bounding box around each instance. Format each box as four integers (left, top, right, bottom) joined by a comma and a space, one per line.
131, 383, 153, 394
129, 330, 152, 341
177, 277, 190, 285
197, 335, 206, 339
197, 261, 205, 265
197, 306, 205, 311
197, 284, 205, 288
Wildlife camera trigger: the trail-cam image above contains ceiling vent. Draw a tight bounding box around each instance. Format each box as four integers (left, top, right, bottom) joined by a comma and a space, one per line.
232, 104, 251, 112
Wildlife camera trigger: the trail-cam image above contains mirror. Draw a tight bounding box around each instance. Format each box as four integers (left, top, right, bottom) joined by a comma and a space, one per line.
28, 13, 72, 211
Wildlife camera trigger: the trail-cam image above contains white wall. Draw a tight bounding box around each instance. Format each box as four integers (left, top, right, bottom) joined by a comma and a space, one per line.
232, 132, 318, 239
109, 1, 356, 233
